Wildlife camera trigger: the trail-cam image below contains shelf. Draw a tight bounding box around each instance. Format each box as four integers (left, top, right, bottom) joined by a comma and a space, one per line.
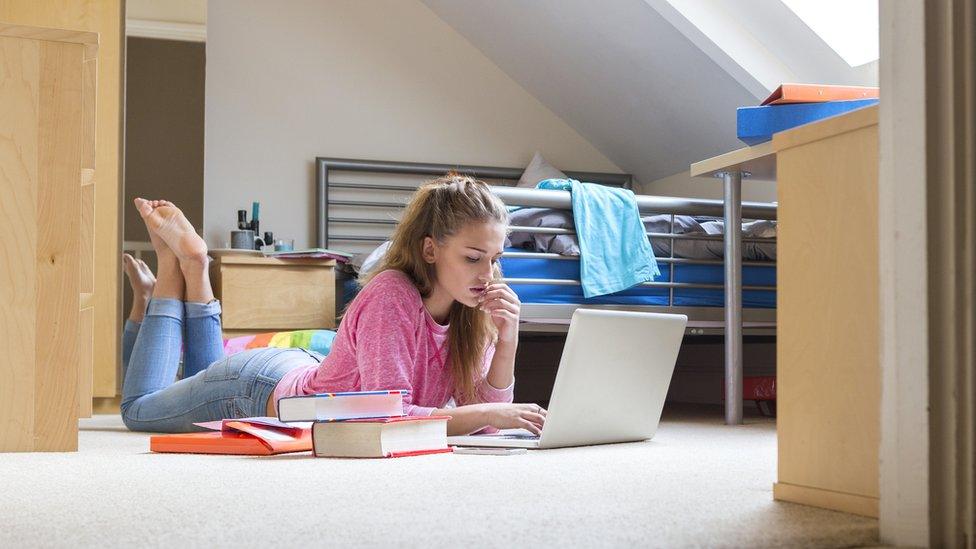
690, 141, 776, 180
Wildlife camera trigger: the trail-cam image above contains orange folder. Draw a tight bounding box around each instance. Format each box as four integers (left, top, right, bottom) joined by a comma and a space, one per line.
150, 417, 312, 455
761, 83, 879, 105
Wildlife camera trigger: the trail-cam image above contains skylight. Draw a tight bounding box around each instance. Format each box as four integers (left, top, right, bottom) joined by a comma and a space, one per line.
781, 0, 879, 67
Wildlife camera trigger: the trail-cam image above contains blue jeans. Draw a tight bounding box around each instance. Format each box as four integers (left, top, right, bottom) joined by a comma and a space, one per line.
120, 298, 321, 433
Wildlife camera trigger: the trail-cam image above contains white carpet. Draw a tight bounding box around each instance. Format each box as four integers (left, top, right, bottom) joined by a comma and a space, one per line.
0, 405, 878, 548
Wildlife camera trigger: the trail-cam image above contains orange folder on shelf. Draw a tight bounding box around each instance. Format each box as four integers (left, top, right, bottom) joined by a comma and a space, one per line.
761, 83, 879, 105
149, 417, 312, 455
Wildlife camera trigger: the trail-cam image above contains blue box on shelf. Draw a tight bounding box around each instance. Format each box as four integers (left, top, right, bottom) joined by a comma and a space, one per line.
736, 98, 879, 145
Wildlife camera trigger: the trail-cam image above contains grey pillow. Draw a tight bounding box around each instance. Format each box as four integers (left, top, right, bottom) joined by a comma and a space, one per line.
358, 240, 391, 276
517, 151, 567, 188
642, 215, 705, 257
668, 219, 778, 260
507, 208, 580, 255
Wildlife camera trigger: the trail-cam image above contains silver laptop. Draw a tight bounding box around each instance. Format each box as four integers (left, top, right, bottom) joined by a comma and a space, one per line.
447, 309, 687, 449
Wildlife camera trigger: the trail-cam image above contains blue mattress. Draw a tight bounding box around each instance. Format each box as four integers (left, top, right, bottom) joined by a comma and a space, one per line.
500, 249, 776, 309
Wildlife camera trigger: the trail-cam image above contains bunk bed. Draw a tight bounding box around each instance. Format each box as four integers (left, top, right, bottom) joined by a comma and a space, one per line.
315, 157, 778, 422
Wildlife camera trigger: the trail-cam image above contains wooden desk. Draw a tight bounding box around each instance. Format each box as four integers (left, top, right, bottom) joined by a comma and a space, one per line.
771, 106, 880, 517
692, 105, 880, 517
209, 255, 337, 338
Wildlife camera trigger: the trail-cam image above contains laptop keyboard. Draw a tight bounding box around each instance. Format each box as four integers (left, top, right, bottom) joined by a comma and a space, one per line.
499, 434, 540, 440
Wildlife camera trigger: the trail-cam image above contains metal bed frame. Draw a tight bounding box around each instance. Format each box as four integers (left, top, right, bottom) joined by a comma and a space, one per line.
315, 157, 778, 424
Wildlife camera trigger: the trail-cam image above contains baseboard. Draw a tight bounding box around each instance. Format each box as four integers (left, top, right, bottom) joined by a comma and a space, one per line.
773, 482, 879, 518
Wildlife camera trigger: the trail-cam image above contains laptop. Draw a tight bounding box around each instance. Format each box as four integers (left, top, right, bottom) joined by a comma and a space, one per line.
446, 309, 687, 449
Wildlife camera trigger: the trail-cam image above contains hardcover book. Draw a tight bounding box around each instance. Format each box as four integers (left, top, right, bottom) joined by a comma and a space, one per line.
312, 415, 452, 458
277, 390, 408, 423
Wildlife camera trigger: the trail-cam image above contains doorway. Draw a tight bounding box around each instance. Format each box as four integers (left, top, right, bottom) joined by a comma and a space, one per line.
121, 36, 206, 344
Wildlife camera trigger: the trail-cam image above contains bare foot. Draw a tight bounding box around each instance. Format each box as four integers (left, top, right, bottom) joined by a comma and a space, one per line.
123, 253, 155, 322
123, 253, 156, 295
135, 199, 179, 268
134, 198, 209, 267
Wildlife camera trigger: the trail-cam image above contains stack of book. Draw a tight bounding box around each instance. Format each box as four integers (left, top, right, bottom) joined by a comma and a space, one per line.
262, 247, 353, 263
149, 390, 452, 459
279, 390, 452, 458
737, 83, 879, 145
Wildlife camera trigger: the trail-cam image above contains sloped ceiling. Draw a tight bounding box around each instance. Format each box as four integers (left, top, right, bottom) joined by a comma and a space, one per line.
422, 0, 760, 183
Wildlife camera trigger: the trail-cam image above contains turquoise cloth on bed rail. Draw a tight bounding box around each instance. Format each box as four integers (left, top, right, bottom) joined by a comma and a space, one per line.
536, 179, 659, 297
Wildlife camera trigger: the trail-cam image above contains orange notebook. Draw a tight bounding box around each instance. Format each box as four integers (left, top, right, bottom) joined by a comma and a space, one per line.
150, 417, 312, 455
761, 83, 879, 105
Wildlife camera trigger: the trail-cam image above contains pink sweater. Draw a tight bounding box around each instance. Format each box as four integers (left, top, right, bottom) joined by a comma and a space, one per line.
273, 269, 514, 415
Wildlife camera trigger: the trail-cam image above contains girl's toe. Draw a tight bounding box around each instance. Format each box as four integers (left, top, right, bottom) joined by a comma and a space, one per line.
133, 198, 153, 217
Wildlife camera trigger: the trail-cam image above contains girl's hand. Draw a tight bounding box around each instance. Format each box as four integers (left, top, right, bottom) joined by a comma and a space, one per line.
482, 403, 547, 435
478, 282, 521, 344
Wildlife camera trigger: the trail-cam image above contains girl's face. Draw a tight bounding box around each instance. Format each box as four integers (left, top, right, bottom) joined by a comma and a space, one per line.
423, 221, 506, 308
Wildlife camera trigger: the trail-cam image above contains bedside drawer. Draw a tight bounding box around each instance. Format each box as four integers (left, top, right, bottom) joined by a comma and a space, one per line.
210, 256, 336, 330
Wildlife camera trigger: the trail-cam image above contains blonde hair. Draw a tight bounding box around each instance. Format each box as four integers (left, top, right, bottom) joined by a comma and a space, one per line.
361, 173, 509, 403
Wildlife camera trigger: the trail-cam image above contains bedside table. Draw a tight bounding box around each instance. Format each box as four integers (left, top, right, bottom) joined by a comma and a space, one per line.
209, 255, 337, 338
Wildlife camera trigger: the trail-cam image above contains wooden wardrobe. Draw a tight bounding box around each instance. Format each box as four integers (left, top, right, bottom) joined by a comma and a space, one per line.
0, 23, 97, 452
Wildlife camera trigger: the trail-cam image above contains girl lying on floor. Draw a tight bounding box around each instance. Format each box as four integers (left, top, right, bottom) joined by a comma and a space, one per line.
120, 174, 547, 435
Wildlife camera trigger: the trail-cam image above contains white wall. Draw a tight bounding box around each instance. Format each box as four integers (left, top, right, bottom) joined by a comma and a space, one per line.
204, 0, 620, 249
878, 0, 930, 545
639, 170, 777, 203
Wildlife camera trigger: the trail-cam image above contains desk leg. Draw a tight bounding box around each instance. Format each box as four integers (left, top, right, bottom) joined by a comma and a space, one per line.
721, 170, 743, 425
